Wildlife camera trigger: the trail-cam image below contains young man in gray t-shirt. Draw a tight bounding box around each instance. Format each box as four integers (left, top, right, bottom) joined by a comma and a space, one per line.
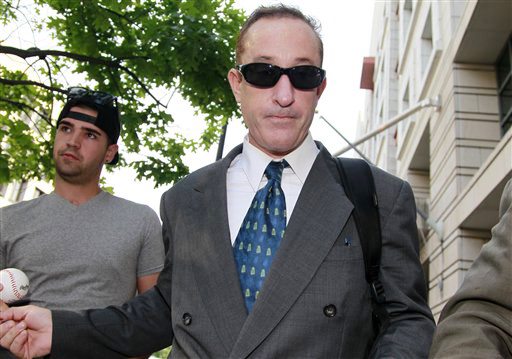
0, 88, 165, 358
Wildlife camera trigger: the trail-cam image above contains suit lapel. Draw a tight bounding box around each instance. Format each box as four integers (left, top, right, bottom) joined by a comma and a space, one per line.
189, 145, 248, 354
230, 146, 354, 358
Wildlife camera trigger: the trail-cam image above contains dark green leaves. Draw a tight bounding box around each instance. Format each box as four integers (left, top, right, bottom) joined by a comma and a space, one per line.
1, 0, 246, 186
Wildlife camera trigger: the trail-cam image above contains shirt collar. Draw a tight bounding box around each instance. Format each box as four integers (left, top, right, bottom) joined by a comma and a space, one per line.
240, 133, 319, 192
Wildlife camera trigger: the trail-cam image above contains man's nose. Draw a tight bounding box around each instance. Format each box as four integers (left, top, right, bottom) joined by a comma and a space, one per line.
272, 74, 295, 107
67, 132, 81, 148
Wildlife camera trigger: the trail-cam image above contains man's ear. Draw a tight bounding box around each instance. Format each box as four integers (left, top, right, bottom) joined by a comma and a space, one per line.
104, 144, 118, 164
316, 77, 327, 99
227, 68, 243, 103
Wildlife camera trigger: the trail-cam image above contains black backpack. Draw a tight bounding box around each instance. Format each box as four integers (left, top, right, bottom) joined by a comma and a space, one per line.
335, 157, 389, 334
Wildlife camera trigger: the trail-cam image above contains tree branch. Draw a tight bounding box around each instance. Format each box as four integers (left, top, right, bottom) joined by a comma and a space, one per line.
43, 57, 56, 125
0, 45, 148, 65
47, 56, 71, 87
2, 2, 38, 45
1, 46, 163, 107
117, 63, 164, 107
0, 78, 66, 94
19, 106, 49, 140
96, 3, 139, 28
0, 97, 52, 126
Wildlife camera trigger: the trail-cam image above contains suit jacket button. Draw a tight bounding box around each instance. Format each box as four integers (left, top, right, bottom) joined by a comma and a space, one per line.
323, 304, 337, 318
182, 313, 192, 326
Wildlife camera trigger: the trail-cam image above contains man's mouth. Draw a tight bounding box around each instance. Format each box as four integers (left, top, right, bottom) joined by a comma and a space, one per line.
61, 152, 79, 161
267, 112, 297, 120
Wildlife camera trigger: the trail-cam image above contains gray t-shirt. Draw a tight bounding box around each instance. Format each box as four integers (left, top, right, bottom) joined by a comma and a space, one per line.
0, 191, 165, 311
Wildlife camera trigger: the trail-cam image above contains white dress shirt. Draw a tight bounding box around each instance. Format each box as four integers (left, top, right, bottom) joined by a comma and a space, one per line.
226, 133, 320, 245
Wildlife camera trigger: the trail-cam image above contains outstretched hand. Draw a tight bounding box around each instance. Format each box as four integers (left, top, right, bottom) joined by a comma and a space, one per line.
0, 306, 52, 359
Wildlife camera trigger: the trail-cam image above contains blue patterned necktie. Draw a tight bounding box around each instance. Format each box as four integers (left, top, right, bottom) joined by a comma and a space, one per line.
233, 160, 288, 312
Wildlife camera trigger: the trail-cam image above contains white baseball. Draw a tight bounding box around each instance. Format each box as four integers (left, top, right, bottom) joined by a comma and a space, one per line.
0, 268, 30, 304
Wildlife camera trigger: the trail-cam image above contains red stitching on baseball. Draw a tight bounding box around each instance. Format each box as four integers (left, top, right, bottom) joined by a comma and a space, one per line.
6, 269, 23, 300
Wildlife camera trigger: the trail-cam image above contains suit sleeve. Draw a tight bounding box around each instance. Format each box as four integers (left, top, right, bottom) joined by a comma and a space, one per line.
51, 286, 172, 358
370, 178, 435, 359
50, 195, 175, 358
429, 179, 512, 358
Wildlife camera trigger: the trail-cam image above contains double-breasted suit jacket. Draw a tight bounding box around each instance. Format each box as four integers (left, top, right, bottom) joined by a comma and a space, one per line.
51, 143, 435, 358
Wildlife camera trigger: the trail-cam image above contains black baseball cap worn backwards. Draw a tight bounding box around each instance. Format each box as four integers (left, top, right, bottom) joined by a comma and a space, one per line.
57, 87, 120, 165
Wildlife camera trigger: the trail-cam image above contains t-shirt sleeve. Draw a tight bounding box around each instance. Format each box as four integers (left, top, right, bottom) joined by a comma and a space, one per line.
136, 206, 165, 277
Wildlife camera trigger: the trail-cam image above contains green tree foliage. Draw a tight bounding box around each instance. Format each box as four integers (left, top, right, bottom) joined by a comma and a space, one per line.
152, 346, 172, 358
0, 0, 245, 186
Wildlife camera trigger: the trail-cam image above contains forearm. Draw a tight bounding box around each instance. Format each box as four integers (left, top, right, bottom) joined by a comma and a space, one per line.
51, 287, 172, 358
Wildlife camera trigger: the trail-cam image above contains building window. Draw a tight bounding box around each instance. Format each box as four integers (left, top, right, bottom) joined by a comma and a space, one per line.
497, 35, 512, 136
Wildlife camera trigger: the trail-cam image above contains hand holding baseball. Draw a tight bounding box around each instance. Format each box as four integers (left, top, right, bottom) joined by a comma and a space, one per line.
0, 269, 30, 304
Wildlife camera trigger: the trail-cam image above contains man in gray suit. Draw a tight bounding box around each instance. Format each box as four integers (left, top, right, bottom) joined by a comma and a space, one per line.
429, 178, 512, 358
0, 5, 434, 358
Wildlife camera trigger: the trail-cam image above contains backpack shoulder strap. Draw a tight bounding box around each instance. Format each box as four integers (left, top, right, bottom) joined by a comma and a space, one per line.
335, 157, 388, 327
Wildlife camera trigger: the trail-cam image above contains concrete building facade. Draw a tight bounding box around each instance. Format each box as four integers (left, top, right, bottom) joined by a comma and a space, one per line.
357, 0, 512, 318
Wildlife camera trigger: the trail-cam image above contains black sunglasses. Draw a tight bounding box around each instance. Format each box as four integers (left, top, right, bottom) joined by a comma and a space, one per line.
237, 63, 326, 90
67, 87, 117, 106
